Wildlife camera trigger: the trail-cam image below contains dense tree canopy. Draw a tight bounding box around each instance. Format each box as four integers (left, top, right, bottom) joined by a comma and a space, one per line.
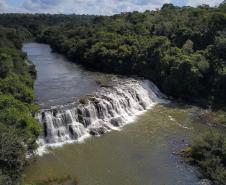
0, 2, 226, 184
33, 3, 226, 106
0, 22, 41, 184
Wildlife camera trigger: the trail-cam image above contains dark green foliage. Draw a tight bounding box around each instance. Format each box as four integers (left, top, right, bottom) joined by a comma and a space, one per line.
0, 74, 34, 103
0, 3, 226, 184
187, 132, 226, 184
0, 124, 26, 184
0, 53, 13, 78
0, 26, 31, 49
0, 95, 41, 145
0, 21, 41, 184
33, 4, 226, 106
0, 12, 97, 185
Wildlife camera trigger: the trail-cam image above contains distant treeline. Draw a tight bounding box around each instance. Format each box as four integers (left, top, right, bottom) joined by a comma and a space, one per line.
39, 3, 226, 106
0, 3, 226, 184
1, 5, 226, 106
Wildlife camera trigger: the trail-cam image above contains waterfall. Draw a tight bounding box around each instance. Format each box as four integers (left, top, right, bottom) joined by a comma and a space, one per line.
36, 78, 166, 155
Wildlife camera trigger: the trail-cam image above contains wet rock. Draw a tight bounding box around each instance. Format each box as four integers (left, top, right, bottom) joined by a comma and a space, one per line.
89, 127, 107, 136
110, 117, 124, 127
77, 108, 83, 115
83, 118, 91, 127
69, 125, 78, 139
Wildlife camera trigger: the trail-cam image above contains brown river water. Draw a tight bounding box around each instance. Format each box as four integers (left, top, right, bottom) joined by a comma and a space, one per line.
22, 43, 215, 185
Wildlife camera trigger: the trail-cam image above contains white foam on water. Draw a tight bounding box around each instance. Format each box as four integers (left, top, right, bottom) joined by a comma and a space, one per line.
35, 78, 167, 156
168, 115, 190, 130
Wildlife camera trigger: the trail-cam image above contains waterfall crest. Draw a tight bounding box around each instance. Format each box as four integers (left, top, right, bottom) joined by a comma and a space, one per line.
36, 78, 166, 154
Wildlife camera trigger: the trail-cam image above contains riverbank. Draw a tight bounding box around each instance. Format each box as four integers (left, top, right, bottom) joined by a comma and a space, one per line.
180, 131, 226, 185
177, 109, 226, 185
24, 103, 219, 185
0, 29, 41, 184
22, 42, 225, 185
1, 7, 226, 185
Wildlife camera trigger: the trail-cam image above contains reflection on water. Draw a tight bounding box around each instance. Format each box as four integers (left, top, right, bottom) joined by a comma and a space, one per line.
22, 43, 99, 108
24, 104, 214, 185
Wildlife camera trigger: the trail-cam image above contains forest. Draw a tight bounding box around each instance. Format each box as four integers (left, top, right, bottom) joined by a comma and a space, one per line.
0, 2, 226, 185
37, 3, 226, 107
0, 25, 40, 184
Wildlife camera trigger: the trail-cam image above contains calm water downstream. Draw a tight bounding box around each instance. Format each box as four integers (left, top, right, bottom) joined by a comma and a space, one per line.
23, 43, 213, 185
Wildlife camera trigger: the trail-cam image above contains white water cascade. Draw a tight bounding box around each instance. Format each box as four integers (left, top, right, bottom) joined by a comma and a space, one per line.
36, 78, 166, 154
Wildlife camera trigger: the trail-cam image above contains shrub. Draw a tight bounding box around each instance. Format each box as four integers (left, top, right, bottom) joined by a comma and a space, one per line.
186, 132, 226, 184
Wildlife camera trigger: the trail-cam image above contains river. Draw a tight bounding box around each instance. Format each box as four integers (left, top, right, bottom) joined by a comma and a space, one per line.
22, 43, 100, 108
22, 43, 213, 185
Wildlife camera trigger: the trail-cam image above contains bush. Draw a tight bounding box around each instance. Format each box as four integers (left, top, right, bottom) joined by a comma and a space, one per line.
0, 124, 26, 184
0, 27, 40, 185
186, 132, 226, 184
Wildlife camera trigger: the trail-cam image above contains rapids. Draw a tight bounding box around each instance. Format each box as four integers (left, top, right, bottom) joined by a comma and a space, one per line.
36, 78, 166, 154
23, 42, 215, 185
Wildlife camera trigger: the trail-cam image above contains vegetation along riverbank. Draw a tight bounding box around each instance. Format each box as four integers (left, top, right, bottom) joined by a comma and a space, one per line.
0, 2, 226, 185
